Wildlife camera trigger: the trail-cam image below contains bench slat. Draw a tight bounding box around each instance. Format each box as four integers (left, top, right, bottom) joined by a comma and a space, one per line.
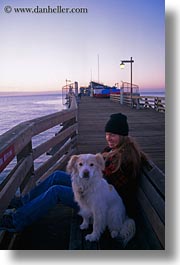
136, 207, 163, 249
137, 188, 165, 248
69, 211, 83, 250
69, 212, 99, 250
143, 162, 165, 197
140, 173, 165, 223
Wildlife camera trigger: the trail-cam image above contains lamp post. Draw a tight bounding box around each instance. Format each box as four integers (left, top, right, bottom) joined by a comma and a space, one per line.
120, 57, 134, 106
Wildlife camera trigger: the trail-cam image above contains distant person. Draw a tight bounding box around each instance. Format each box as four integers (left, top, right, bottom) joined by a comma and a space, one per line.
78, 92, 82, 99
0, 113, 147, 245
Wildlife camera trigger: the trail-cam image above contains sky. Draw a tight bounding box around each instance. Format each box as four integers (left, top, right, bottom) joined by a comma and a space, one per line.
0, 0, 165, 93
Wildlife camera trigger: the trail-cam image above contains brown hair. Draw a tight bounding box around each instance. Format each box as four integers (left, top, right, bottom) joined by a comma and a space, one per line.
104, 136, 147, 177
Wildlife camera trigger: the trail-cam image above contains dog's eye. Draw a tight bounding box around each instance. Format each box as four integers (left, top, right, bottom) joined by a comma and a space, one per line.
90, 163, 94, 167
79, 162, 83, 166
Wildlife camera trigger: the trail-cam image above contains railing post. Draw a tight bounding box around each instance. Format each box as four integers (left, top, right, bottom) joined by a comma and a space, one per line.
157, 98, 161, 112
120, 87, 124, 104
154, 97, 158, 111
74, 82, 78, 97
136, 97, 140, 109
17, 140, 35, 194
69, 94, 78, 109
144, 97, 148, 108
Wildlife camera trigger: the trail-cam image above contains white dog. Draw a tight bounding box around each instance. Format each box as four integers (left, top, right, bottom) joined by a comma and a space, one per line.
67, 153, 136, 245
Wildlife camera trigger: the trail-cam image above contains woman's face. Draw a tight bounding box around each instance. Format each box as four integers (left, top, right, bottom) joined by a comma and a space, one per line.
105, 133, 122, 149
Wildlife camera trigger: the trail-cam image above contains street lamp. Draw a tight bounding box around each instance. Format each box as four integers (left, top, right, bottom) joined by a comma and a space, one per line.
120, 57, 134, 106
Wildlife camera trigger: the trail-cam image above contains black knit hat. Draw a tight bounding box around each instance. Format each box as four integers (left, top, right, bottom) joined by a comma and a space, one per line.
105, 113, 129, 136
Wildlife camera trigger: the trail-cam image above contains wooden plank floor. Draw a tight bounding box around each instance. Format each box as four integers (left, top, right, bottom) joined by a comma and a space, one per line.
77, 96, 165, 173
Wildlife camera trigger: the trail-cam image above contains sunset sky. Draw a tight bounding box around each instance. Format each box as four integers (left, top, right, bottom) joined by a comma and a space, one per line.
0, 0, 165, 92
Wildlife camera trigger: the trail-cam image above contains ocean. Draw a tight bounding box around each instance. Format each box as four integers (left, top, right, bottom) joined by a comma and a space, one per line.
140, 91, 165, 97
0, 93, 65, 182
0, 93, 65, 135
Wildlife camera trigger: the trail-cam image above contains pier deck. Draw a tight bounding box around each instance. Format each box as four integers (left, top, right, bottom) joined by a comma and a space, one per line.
77, 96, 165, 172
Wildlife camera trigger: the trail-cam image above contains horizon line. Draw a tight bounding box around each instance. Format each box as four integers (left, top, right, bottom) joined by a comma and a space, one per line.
0, 88, 165, 96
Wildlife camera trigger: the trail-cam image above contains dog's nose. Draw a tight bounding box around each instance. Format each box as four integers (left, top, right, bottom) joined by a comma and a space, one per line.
83, 170, 89, 178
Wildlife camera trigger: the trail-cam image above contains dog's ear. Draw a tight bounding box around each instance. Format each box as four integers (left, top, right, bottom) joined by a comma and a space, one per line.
95, 153, 105, 170
66, 155, 79, 174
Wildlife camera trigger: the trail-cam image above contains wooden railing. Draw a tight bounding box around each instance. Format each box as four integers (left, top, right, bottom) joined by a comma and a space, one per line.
121, 81, 139, 94
0, 97, 78, 217
110, 94, 165, 112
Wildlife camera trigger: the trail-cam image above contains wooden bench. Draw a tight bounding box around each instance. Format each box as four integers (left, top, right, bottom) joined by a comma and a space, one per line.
69, 161, 165, 250
0, 161, 164, 250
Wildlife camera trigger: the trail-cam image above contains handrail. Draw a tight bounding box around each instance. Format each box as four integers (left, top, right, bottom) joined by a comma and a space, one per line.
110, 94, 165, 112
0, 95, 78, 216
121, 81, 139, 94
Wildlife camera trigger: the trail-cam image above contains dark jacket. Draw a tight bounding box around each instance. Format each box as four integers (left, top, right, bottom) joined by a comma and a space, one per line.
101, 144, 142, 218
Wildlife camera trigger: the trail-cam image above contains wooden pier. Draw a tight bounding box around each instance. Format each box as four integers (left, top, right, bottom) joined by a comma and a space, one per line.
0, 94, 165, 250
77, 96, 165, 172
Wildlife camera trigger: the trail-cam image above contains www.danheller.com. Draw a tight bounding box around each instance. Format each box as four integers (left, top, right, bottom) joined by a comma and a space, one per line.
4, 5, 88, 14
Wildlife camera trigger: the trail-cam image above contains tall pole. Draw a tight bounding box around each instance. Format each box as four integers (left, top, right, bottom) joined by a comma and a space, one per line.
130, 57, 133, 106
120, 57, 134, 107
90, 69, 93, 97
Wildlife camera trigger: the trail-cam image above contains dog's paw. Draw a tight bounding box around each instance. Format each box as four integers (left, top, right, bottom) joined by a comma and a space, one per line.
85, 233, 99, 242
80, 223, 89, 230
116, 219, 136, 248
111, 230, 119, 238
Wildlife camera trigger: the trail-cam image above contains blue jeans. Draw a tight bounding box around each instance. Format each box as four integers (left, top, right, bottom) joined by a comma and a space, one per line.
12, 170, 78, 232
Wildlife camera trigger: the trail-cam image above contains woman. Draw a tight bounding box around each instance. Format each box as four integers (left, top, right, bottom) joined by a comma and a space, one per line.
0, 113, 147, 235
102, 113, 147, 218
